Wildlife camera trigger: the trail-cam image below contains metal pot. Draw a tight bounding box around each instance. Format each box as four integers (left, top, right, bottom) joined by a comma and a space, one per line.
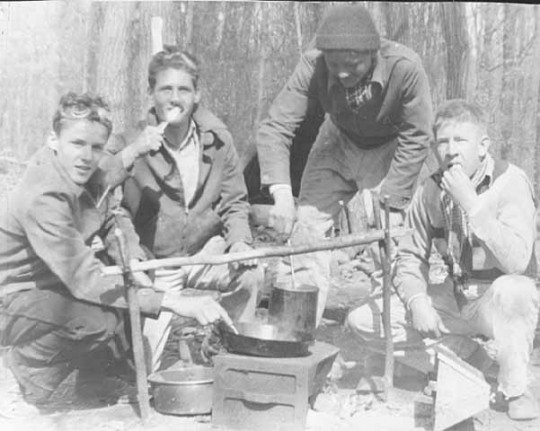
148, 366, 214, 415
268, 284, 318, 336
219, 321, 313, 357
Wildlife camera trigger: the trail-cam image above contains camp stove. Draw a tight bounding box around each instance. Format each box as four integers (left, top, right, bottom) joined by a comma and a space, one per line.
212, 341, 339, 431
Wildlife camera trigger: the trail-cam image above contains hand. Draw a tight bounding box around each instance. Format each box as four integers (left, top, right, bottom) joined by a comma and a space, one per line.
154, 267, 187, 292
127, 124, 166, 159
409, 296, 449, 339
441, 165, 478, 213
229, 241, 258, 270
162, 291, 234, 327
268, 188, 296, 239
130, 259, 153, 288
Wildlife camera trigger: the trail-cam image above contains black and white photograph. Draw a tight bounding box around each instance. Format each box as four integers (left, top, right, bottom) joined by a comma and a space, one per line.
1, 2, 540, 430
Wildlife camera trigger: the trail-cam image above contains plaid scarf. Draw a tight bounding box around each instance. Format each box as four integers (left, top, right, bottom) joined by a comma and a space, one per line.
344, 70, 375, 113
440, 153, 494, 282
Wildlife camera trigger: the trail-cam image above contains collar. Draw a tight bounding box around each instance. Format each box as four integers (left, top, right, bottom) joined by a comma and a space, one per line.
327, 50, 385, 93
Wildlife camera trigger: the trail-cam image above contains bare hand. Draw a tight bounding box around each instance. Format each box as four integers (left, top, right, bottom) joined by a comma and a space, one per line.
410, 296, 449, 339
441, 165, 478, 213
162, 291, 234, 327
131, 124, 166, 158
130, 259, 153, 288
229, 241, 258, 270
268, 188, 296, 239
154, 267, 187, 292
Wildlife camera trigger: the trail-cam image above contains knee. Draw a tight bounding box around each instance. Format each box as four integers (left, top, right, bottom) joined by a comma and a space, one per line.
65, 307, 119, 343
345, 304, 382, 341
491, 275, 539, 317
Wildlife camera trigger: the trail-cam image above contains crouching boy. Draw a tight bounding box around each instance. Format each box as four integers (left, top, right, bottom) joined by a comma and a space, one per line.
347, 99, 539, 420
0, 92, 232, 419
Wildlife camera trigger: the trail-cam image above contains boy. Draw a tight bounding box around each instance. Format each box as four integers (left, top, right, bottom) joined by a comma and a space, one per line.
347, 99, 539, 420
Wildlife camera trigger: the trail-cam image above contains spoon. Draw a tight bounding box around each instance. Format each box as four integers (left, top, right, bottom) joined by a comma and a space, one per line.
158, 106, 181, 132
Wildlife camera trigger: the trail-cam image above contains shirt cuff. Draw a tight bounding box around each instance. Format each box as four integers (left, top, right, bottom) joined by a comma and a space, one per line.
269, 183, 292, 197
137, 289, 164, 318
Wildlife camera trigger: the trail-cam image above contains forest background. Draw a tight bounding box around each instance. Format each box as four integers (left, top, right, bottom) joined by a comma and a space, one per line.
1, 1, 540, 200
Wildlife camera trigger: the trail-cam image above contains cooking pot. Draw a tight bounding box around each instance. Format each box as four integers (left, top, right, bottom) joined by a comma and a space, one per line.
219, 321, 313, 357
148, 366, 214, 415
268, 284, 318, 336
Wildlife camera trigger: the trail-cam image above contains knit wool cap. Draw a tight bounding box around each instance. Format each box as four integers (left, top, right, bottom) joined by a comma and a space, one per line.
315, 5, 380, 52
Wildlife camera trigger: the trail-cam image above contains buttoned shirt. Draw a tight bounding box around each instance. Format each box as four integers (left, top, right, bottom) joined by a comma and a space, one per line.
164, 120, 200, 207
394, 160, 537, 304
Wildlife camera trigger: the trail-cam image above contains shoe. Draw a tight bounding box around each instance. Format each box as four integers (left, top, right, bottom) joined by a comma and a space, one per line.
0, 350, 41, 420
507, 391, 540, 421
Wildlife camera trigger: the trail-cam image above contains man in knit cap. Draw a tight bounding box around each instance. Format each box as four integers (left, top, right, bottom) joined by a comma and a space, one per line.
256, 4, 433, 324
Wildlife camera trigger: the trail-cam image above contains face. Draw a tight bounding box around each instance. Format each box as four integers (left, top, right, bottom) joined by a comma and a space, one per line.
151, 68, 201, 128
49, 119, 108, 185
434, 120, 490, 177
323, 50, 374, 88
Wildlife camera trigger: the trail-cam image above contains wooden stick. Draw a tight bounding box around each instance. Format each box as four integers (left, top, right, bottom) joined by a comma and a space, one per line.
380, 195, 395, 399
114, 228, 151, 423
102, 228, 412, 276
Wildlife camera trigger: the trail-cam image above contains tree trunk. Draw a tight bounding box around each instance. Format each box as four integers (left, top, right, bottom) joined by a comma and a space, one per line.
439, 3, 472, 99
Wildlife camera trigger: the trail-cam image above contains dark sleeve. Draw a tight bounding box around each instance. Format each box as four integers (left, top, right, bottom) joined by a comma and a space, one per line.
217, 141, 253, 249
256, 50, 319, 187
102, 191, 147, 264
21, 191, 163, 317
98, 133, 133, 190
379, 59, 433, 210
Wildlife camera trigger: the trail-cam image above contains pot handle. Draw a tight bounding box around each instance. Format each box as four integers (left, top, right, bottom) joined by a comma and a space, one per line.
226, 389, 291, 405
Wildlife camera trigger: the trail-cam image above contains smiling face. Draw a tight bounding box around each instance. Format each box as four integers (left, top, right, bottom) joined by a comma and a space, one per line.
323, 49, 374, 88
150, 67, 201, 129
434, 120, 490, 177
50, 119, 109, 185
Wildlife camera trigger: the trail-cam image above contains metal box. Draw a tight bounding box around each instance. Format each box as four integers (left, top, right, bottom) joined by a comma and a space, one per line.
212, 341, 339, 431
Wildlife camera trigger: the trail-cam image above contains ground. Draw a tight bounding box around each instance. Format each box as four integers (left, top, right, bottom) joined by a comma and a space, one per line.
1, 175, 540, 430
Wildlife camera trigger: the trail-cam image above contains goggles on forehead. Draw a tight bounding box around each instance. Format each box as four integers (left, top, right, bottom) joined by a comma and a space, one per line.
59, 103, 113, 131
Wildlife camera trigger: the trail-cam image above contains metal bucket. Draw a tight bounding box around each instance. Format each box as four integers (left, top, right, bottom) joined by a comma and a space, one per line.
148, 366, 214, 415
268, 284, 318, 337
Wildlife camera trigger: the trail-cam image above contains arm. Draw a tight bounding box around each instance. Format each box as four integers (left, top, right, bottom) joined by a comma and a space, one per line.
379, 59, 433, 210
100, 128, 164, 189
256, 50, 319, 188
394, 182, 434, 305
101, 191, 147, 264
467, 167, 536, 274
21, 191, 163, 316
395, 182, 449, 338
217, 141, 253, 250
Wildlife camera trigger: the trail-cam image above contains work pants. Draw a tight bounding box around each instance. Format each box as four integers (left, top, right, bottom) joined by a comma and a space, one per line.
0, 288, 120, 403
275, 117, 399, 325
346, 274, 539, 397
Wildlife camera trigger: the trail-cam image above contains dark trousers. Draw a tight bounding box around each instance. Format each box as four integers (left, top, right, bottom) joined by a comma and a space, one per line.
0, 288, 121, 403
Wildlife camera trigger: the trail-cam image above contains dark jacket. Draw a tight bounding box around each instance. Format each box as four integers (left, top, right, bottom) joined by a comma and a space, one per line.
256, 39, 433, 209
106, 107, 252, 259
0, 147, 163, 315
